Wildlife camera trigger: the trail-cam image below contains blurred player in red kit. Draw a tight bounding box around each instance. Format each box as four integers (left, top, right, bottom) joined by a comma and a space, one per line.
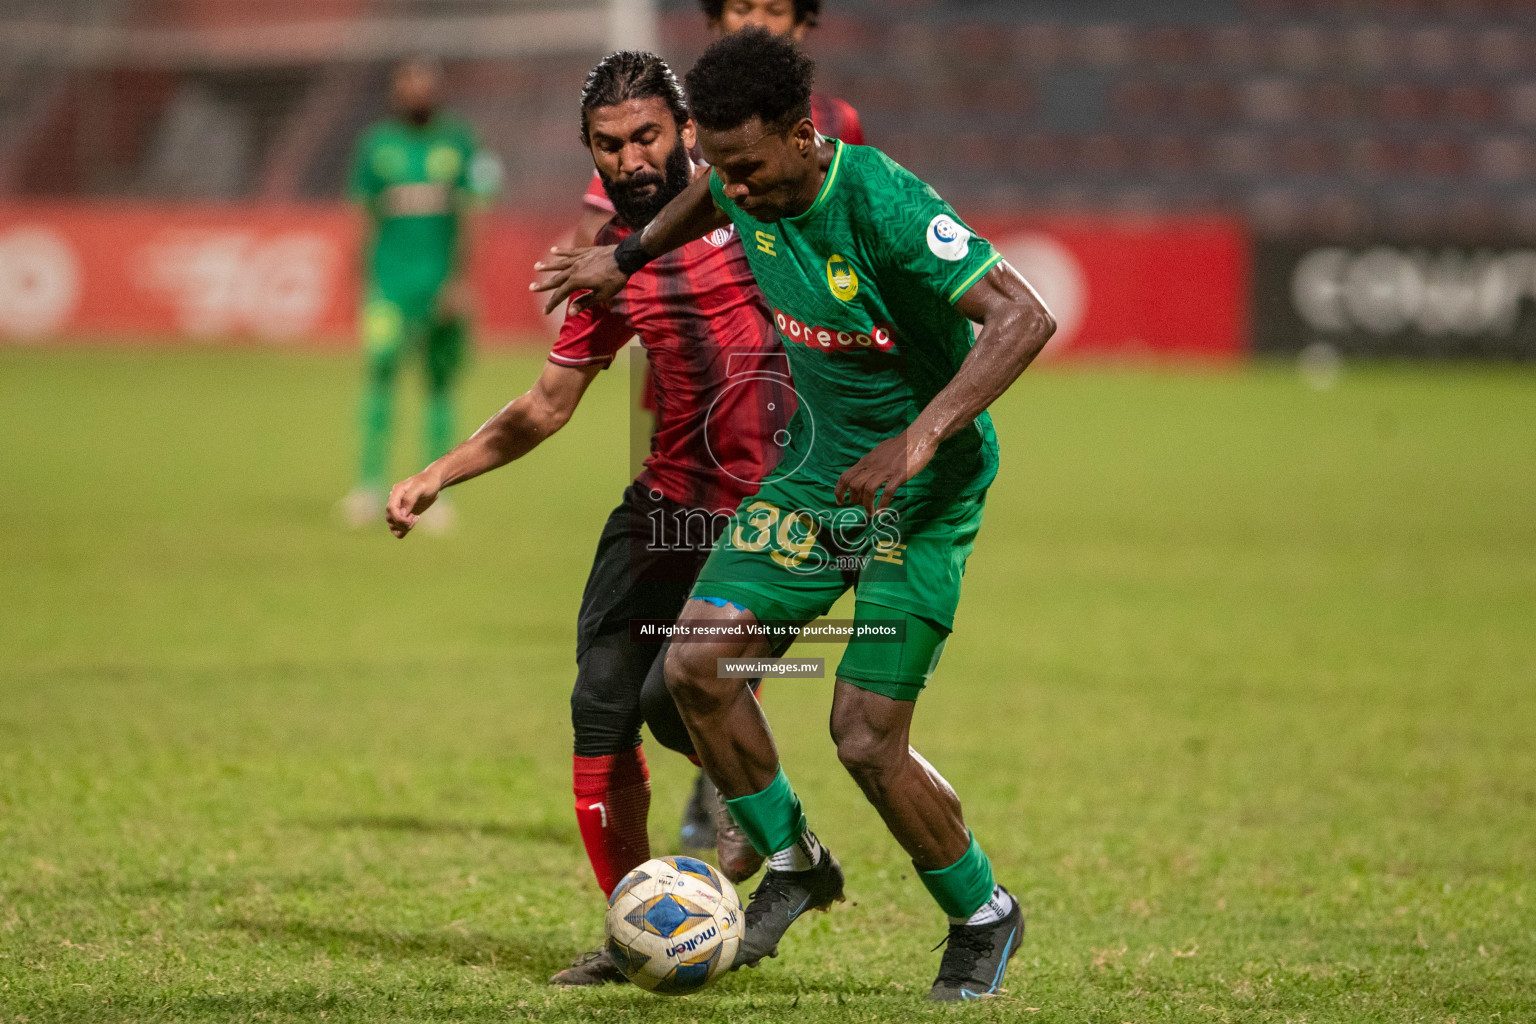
385, 51, 790, 986
572, 0, 866, 853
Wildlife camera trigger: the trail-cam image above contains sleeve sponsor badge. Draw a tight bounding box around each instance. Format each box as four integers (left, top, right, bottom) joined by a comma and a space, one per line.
926, 214, 971, 262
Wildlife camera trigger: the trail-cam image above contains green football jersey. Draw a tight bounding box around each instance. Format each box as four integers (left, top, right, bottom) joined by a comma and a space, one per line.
348, 115, 495, 296
708, 141, 1003, 501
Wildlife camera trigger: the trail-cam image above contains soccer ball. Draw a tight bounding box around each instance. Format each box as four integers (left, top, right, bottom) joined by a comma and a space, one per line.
605, 855, 743, 995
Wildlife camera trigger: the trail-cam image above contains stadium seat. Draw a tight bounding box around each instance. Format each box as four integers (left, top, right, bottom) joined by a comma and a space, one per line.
4, 0, 1529, 238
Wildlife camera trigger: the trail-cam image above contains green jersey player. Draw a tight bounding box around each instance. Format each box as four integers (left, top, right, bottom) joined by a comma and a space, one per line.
535, 29, 1056, 1002
339, 58, 498, 530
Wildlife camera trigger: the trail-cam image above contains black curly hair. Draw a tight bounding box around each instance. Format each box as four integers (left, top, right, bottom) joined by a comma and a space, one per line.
580, 51, 689, 147
684, 27, 815, 135
698, 0, 820, 28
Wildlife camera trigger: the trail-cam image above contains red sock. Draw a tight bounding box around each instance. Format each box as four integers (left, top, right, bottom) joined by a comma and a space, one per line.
573, 747, 652, 896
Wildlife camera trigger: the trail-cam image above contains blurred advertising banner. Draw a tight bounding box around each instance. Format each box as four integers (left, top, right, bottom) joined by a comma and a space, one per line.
974, 216, 1248, 362
0, 206, 359, 343
1254, 240, 1536, 360
0, 205, 570, 346
0, 205, 1247, 359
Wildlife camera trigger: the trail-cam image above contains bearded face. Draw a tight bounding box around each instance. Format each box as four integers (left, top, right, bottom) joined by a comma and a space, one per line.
601, 137, 694, 230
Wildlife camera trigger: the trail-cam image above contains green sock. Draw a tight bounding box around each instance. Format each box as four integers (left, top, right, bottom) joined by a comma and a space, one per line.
724, 767, 807, 857
423, 316, 463, 466
424, 386, 453, 465
918, 832, 995, 919
359, 368, 394, 489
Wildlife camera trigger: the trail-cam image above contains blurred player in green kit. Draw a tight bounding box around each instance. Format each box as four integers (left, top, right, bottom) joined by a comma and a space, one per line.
339, 57, 500, 531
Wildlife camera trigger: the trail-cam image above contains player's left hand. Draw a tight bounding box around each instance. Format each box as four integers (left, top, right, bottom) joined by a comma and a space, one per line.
386, 470, 442, 539
835, 431, 934, 514
531, 245, 626, 316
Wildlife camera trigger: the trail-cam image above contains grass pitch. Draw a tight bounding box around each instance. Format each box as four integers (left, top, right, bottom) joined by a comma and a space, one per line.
1, 348, 1533, 1023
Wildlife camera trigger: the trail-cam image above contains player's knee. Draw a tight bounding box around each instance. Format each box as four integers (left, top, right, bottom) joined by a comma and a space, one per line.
663, 643, 719, 710
568, 684, 609, 729
833, 720, 903, 793
569, 687, 641, 757
571, 648, 636, 728
425, 360, 457, 393
662, 642, 705, 696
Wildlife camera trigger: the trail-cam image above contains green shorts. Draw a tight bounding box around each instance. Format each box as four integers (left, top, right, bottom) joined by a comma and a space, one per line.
361, 284, 465, 380
691, 474, 987, 701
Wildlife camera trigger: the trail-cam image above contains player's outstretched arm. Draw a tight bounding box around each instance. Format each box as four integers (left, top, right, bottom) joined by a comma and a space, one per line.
835, 262, 1056, 513
386, 361, 601, 538
530, 172, 730, 315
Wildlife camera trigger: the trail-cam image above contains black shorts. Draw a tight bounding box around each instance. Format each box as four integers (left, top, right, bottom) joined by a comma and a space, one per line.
575, 482, 726, 655
570, 482, 726, 758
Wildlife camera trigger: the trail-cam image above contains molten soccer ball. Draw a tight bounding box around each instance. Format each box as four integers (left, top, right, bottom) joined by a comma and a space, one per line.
604, 855, 742, 995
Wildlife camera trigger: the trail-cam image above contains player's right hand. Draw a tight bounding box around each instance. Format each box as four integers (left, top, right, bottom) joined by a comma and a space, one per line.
531, 245, 626, 316
386, 472, 440, 538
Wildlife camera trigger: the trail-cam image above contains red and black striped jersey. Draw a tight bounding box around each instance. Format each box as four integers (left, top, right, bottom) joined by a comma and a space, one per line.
550, 218, 795, 515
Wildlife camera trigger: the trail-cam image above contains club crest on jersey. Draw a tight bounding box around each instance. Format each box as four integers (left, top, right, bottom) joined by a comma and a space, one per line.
704, 225, 736, 248
927, 214, 971, 261
826, 254, 859, 302
426, 145, 462, 182
774, 309, 895, 354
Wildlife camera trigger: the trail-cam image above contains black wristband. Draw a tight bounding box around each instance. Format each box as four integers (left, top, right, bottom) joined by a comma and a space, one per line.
613, 232, 656, 276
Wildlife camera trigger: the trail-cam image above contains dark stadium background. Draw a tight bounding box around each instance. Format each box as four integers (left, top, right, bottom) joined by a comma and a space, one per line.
3, 0, 1534, 357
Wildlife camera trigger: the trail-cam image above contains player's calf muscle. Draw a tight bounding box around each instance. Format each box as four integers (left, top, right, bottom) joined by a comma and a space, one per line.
830, 685, 970, 868
829, 697, 909, 789
841, 752, 968, 869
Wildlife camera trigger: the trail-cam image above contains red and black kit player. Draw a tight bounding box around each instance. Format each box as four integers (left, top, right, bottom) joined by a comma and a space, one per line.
385, 52, 791, 986
569, 0, 866, 853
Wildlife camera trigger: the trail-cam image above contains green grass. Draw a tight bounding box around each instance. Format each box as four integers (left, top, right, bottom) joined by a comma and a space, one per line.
1, 348, 1533, 1023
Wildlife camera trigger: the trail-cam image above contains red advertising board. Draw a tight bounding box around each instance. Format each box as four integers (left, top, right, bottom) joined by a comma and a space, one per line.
0, 204, 1247, 358
0, 205, 359, 344
0, 204, 572, 346
973, 215, 1248, 361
